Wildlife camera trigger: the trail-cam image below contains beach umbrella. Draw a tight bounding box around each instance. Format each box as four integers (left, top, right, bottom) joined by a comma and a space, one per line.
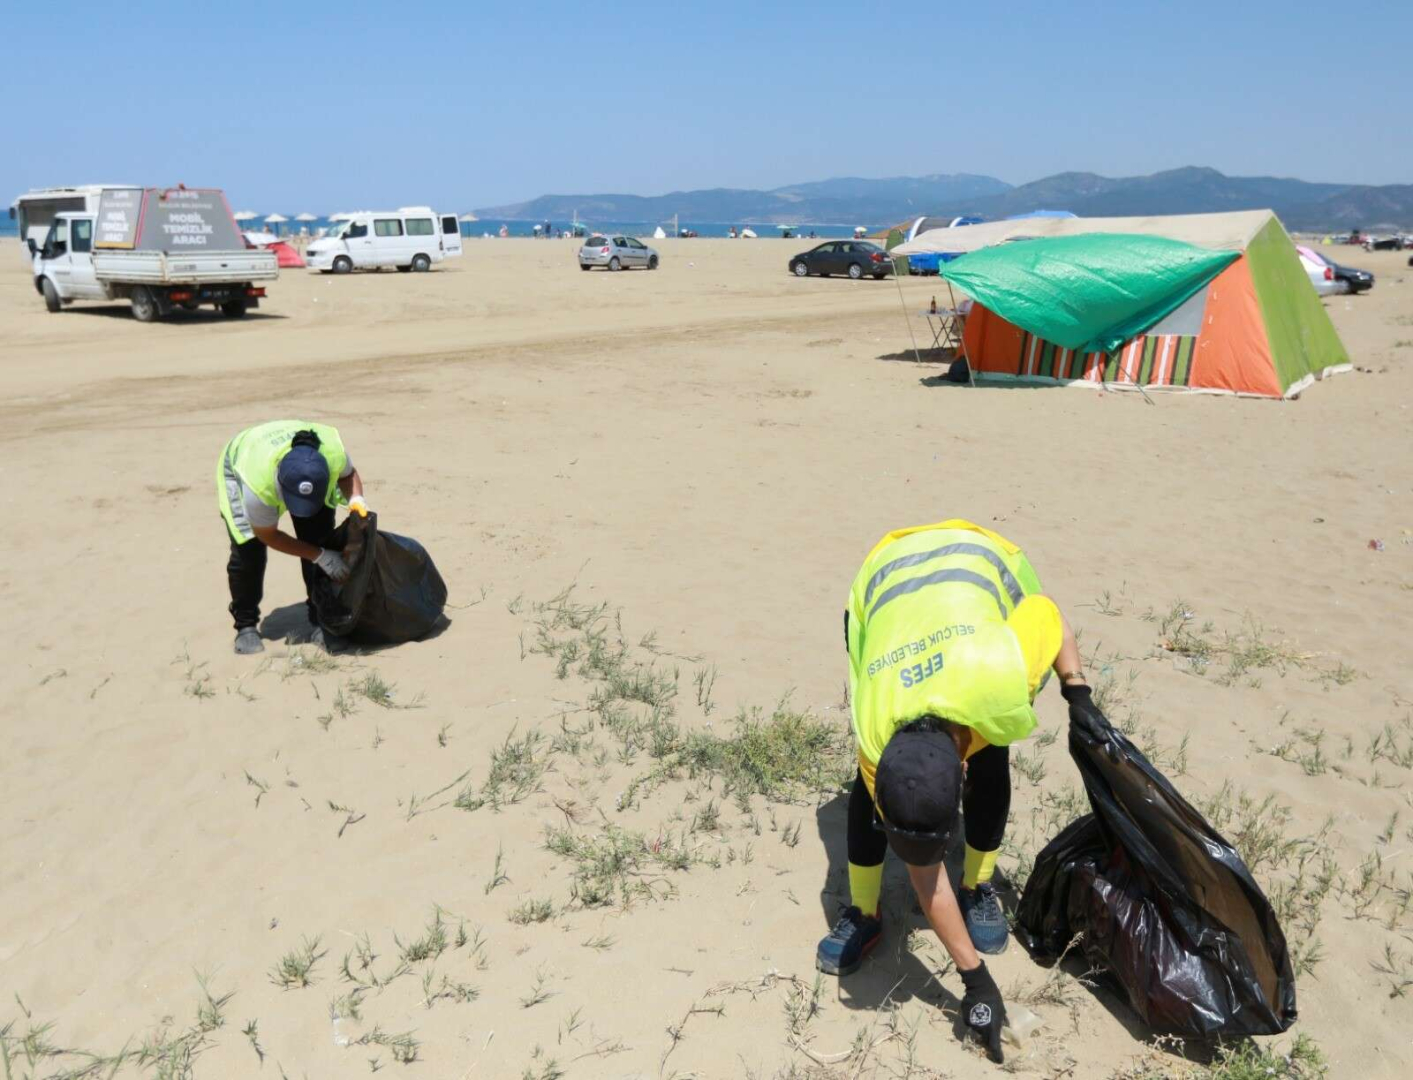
233, 210, 258, 221
458, 213, 479, 222
264, 212, 288, 237
294, 212, 317, 221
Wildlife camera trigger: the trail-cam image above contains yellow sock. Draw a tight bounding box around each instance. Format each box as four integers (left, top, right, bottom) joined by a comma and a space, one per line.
962, 846, 999, 890
847, 862, 883, 916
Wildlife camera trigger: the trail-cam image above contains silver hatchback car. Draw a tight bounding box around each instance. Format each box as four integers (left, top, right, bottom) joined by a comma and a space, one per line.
579, 234, 660, 271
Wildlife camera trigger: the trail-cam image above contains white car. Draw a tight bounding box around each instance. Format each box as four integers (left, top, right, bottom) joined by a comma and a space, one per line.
1296, 246, 1344, 297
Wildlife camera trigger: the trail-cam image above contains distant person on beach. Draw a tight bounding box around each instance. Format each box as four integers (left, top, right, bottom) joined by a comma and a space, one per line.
816, 518, 1110, 1063
217, 421, 367, 655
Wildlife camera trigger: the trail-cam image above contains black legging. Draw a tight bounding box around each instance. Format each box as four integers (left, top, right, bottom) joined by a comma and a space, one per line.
226, 506, 335, 630
847, 743, 1012, 867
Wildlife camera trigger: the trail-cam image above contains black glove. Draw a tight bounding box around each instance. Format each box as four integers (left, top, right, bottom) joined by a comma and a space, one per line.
1062, 682, 1115, 747
957, 961, 1006, 1064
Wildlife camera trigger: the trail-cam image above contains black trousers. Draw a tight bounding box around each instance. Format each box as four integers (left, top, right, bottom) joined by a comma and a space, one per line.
846, 743, 1012, 867
226, 507, 335, 631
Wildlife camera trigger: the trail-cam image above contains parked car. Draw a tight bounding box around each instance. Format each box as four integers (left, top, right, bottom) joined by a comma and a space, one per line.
579, 234, 658, 270
1296, 247, 1343, 296
1298, 246, 1375, 294
1363, 235, 1404, 252
789, 240, 894, 280
1321, 255, 1375, 293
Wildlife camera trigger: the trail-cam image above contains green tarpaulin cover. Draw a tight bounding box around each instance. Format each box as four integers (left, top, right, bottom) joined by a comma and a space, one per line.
940, 234, 1240, 356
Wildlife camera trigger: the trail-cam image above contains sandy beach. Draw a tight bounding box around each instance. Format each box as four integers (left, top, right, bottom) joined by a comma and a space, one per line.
3, 236, 1411, 1078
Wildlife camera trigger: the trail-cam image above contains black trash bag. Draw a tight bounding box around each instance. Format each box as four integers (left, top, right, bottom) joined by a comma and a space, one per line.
1015, 728, 1297, 1039
310, 512, 447, 645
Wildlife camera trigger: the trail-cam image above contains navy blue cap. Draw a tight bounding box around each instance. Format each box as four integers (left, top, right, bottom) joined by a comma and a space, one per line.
277, 445, 330, 517
873, 727, 963, 866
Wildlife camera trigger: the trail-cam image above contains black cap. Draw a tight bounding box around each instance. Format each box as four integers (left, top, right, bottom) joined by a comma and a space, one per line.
873, 727, 963, 866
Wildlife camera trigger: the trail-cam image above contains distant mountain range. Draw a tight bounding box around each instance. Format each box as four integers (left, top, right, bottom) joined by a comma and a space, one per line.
477, 167, 1413, 229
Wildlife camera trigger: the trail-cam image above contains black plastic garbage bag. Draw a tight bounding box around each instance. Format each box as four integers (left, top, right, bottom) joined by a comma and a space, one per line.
310, 512, 447, 645
1015, 728, 1297, 1039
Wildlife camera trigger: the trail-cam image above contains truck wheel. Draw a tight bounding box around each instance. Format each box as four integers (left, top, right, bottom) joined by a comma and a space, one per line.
131, 287, 158, 323
42, 278, 61, 313
411, 254, 431, 272
333, 256, 353, 274
220, 300, 248, 318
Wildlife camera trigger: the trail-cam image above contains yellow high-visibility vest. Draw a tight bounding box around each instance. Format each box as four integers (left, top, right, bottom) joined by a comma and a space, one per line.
847, 520, 1060, 791
216, 421, 348, 544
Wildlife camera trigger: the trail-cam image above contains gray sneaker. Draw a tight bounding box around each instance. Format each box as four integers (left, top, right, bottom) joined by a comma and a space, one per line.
959, 882, 1009, 955
234, 627, 265, 655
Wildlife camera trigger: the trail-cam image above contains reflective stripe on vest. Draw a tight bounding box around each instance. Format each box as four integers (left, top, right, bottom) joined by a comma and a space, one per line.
864, 542, 1026, 613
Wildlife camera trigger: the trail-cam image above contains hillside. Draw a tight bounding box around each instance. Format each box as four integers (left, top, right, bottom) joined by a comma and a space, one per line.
475, 173, 1011, 225
477, 167, 1413, 229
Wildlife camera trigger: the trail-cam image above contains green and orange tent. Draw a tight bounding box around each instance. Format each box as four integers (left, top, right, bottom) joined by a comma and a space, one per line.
895, 210, 1349, 398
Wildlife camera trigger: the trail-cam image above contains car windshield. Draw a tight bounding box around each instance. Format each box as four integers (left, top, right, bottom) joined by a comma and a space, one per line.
585, 235, 608, 247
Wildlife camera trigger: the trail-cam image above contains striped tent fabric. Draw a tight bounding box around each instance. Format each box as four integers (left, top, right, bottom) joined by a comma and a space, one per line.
1008, 330, 1199, 388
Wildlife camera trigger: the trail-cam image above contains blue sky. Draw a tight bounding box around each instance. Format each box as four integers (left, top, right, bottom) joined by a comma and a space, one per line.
5, 0, 1408, 213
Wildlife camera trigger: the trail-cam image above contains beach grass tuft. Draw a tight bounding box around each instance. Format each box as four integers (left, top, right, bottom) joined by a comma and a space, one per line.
269, 934, 327, 990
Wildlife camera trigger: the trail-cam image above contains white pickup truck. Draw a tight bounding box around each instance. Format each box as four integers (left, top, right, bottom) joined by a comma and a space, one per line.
28, 186, 278, 322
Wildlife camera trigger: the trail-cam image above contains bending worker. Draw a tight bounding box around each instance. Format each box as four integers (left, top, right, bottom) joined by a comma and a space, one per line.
217, 420, 368, 655
815, 518, 1113, 1063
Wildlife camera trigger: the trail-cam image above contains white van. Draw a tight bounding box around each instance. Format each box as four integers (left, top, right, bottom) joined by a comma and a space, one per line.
306, 207, 462, 273
10, 185, 135, 259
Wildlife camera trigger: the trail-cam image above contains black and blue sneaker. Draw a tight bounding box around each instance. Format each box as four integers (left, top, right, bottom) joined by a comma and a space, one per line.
958, 882, 1009, 955
816, 906, 882, 976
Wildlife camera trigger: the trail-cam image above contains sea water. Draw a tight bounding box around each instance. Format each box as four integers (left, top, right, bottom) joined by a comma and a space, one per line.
0, 216, 867, 241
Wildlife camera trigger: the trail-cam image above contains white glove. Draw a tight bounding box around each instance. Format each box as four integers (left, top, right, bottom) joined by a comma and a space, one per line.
315, 548, 349, 581
348, 495, 369, 518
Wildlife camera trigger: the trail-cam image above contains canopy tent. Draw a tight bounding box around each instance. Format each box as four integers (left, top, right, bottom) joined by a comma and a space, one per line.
268, 240, 305, 268
241, 231, 305, 266
894, 210, 1273, 258
932, 210, 1349, 398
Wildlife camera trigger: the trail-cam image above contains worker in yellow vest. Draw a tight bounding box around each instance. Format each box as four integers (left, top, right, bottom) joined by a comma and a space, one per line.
815, 519, 1113, 1063
216, 421, 367, 655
